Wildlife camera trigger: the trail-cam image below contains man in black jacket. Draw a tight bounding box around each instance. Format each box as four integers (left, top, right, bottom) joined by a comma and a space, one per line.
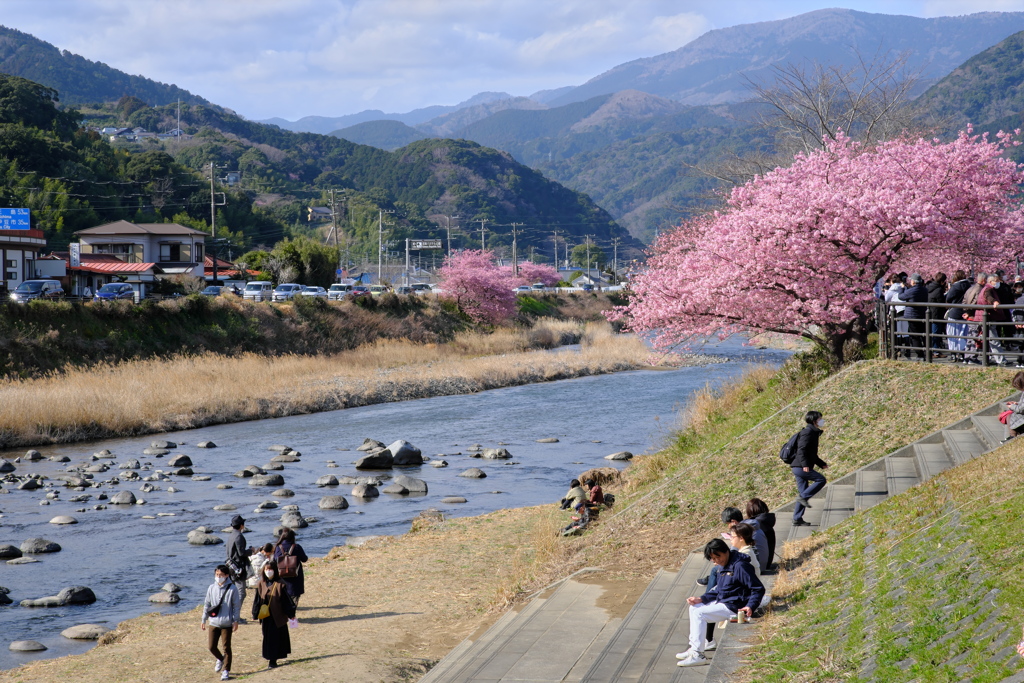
926, 273, 947, 353
226, 515, 249, 609
792, 411, 827, 526
676, 538, 765, 667
945, 270, 972, 362
902, 273, 929, 360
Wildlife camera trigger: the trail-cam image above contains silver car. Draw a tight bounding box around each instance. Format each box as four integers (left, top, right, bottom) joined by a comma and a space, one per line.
272, 283, 304, 301
299, 286, 328, 299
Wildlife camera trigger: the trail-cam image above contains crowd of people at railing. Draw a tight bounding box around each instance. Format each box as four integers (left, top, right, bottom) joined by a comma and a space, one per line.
877, 270, 1024, 367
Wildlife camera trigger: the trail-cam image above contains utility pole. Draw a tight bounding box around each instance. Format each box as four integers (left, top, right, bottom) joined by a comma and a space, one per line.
208, 162, 226, 238
405, 238, 410, 287
552, 231, 559, 270
585, 235, 593, 282
378, 209, 394, 282
612, 236, 619, 284
444, 215, 458, 256
511, 223, 521, 276
479, 219, 487, 249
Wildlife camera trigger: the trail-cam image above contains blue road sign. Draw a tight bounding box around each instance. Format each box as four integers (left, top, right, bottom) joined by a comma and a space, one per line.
0, 208, 30, 230
336, 269, 342, 275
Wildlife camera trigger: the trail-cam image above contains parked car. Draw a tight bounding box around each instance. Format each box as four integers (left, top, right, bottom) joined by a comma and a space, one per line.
93, 283, 135, 302
327, 283, 353, 301
242, 281, 273, 302
347, 285, 371, 299
272, 283, 304, 302
581, 283, 595, 292
395, 286, 414, 295
9, 279, 64, 303
200, 285, 232, 297
299, 286, 328, 298
531, 283, 547, 291
513, 285, 532, 294
368, 285, 388, 297
409, 283, 433, 294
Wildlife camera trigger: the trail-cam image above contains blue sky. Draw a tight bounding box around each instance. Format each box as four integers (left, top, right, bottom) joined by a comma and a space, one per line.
3, 1, 1022, 120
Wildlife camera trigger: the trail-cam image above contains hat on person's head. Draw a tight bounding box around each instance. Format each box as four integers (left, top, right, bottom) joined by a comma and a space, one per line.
230, 515, 245, 528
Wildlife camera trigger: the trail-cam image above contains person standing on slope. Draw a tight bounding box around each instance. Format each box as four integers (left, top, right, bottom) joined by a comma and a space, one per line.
791, 411, 828, 527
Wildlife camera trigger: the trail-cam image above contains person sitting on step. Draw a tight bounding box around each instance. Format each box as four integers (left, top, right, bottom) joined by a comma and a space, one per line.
746, 498, 776, 570
676, 538, 765, 668
698, 507, 769, 588
702, 522, 763, 649
1002, 371, 1024, 442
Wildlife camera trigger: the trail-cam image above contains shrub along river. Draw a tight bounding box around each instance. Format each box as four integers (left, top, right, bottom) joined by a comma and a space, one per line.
0, 337, 791, 668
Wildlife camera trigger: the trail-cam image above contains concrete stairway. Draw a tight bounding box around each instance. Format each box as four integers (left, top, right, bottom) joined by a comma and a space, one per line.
420, 397, 1012, 683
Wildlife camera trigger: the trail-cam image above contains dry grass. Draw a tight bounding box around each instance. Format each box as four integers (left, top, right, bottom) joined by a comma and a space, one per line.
491, 506, 576, 610
0, 321, 654, 448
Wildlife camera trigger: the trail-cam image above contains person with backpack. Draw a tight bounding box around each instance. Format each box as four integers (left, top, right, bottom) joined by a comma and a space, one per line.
273, 528, 309, 607
201, 564, 242, 681
787, 411, 828, 527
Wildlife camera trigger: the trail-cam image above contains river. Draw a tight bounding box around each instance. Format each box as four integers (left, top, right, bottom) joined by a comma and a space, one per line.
0, 337, 791, 668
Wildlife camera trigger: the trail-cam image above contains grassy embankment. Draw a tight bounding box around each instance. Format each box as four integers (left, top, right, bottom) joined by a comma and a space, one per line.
743, 432, 1024, 682
7, 358, 1020, 683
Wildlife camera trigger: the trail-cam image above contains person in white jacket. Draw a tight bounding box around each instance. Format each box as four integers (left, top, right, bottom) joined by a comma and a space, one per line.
201, 564, 242, 681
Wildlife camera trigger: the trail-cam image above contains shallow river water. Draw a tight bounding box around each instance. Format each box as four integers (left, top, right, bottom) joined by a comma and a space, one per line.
0, 337, 790, 668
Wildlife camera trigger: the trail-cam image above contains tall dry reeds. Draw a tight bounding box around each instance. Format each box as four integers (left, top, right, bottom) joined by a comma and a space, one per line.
0, 322, 650, 448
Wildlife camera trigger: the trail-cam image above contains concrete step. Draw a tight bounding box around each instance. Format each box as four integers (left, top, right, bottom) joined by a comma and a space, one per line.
972, 414, 1006, 451
884, 456, 920, 496
419, 608, 530, 683
943, 429, 986, 465
579, 555, 709, 683
854, 469, 889, 512
817, 484, 856, 531
789, 482, 827, 542
914, 442, 954, 481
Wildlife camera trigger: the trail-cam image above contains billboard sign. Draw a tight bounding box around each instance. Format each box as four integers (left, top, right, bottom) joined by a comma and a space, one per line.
0, 208, 30, 230
70, 243, 81, 268
410, 239, 443, 250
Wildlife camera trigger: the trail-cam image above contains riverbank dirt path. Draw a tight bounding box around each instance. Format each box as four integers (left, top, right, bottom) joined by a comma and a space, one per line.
3, 505, 650, 683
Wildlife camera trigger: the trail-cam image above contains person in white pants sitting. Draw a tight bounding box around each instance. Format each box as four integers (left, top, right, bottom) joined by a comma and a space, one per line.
676, 538, 765, 667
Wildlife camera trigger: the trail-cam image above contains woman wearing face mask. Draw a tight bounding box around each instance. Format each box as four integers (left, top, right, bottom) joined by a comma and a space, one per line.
251, 560, 295, 668
201, 564, 241, 681
791, 411, 829, 527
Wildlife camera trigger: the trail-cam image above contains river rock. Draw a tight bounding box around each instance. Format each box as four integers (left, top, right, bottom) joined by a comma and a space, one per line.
94, 449, 114, 458
21, 586, 95, 607
21, 538, 60, 554
0, 545, 21, 559
148, 591, 180, 603
9, 640, 46, 651
214, 504, 236, 511
382, 483, 408, 494
142, 448, 169, 456
388, 440, 423, 466
271, 453, 301, 463
139, 483, 156, 493
351, 484, 379, 498
536, 437, 560, 443
244, 465, 265, 476
441, 496, 468, 504
268, 444, 291, 452
162, 583, 182, 593
256, 500, 278, 510
110, 491, 137, 505
118, 460, 141, 470
337, 475, 384, 485
0, 461, 14, 473
249, 473, 285, 487
272, 489, 295, 497
7, 557, 38, 565
604, 451, 633, 461
458, 468, 487, 478
192, 475, 212, 481
197, 441, 217, 448
318, 495, 349, 510
55, 475, 89, 487
283, 450, 301, 457
24, 450, 43, 461
187, 530, 222, 545
49, 516, 77, 525
315, 475, 339, 487
280, 513, 307, 529
17, 479, 41, 491
263, 462, 284, 471
85, 464, 108, 473
151, 440, 175, 449
355, 450, 393, 470
168, 455, 192, 467
393, 475, 428, 493
173, 467, 193, 476
481, 448, 512, 460
61, 624, 110, 640
49, 455, 70, 463
357, 438, 385, 452
430, 460, 448, 468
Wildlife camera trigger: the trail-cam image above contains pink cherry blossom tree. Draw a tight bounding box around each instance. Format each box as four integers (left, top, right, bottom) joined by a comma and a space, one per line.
438, 249, 517, 325
614, 129, 1024, 366
502, 261, 561, 287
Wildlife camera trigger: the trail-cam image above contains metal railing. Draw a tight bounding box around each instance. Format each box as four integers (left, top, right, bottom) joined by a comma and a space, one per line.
877, 300, 1024, 367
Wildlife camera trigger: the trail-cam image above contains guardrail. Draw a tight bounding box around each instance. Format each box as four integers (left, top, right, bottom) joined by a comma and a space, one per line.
877, 300, 1024, 367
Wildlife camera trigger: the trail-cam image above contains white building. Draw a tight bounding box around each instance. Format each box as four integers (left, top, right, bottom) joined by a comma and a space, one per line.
74, 220, 206, 276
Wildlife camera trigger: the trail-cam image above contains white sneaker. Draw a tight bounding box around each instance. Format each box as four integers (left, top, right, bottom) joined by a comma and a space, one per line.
677, 651, 709, 667
214, 659, 223, 672
675, 648, 695, 660
221, 671, 230, 681
704, 639, 717, 651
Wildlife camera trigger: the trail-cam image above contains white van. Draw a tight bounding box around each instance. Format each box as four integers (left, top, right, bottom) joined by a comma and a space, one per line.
243, 281, 273, 302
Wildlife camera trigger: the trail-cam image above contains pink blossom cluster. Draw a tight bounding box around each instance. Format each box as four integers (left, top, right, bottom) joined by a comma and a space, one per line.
616, 130, 1024, 351
438, 249, 560, 324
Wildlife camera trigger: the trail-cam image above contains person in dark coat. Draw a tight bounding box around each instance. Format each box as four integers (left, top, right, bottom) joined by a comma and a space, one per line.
791, 411, 828, 526
251, 560, 294, 668
902, 273, 929, 359
273, 528, 309, 605
945, 270, 972, 362
225, 515, 249, 607
745, 498, 776, 568
926, 272, 948, 353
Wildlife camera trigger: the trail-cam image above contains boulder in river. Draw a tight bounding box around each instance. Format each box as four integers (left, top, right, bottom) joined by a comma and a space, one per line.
173, 467, 193, 476
263, 462, 284, 471
388, 440, 423, 466
7, 557, 39, 565
110, 491, 137, 505
192, 475, 212, 481
21, 586, 95, 607
351, 484, 379, 498
49, 516, 77, 525
536, 437, 560, 443
162, 583, 182, 593
604, 451, 633, 461
249, 473, 285, 487
441, 496, 468, 504
382, 483, 408, 494
458, 468, 487, 479
151, 440, 176, 449
0, 545, 22, 559
271, 453, 301, 463
142, 448, 169, 456
24, 450, 43, 461
318, 495, 349, 510
0, 461, 14, 473
148, 591, 180, 603
168, 455, 192, 467
430, 460, 448, 468
268, 444, 291, 452
20, 538, 61, 554
49, 455, 70, 463
481, 448, 512, 460
17, 479, 41, 491
280, 513, 307, 529
213, 504, 236, 511
272, 489, 295, 497
357, 438, 385, 452
61, 624, 110, 640
354, 450, 393, 470
315, 475, 339, 487
197, 441, 217, 448
393, 475, 428, 493
187, 530, 222, 545
9, 640, 46, 651
118, 459, 141, 470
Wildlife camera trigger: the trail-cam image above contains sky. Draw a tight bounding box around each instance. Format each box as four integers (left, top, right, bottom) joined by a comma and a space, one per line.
3, 0, 1024, 121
